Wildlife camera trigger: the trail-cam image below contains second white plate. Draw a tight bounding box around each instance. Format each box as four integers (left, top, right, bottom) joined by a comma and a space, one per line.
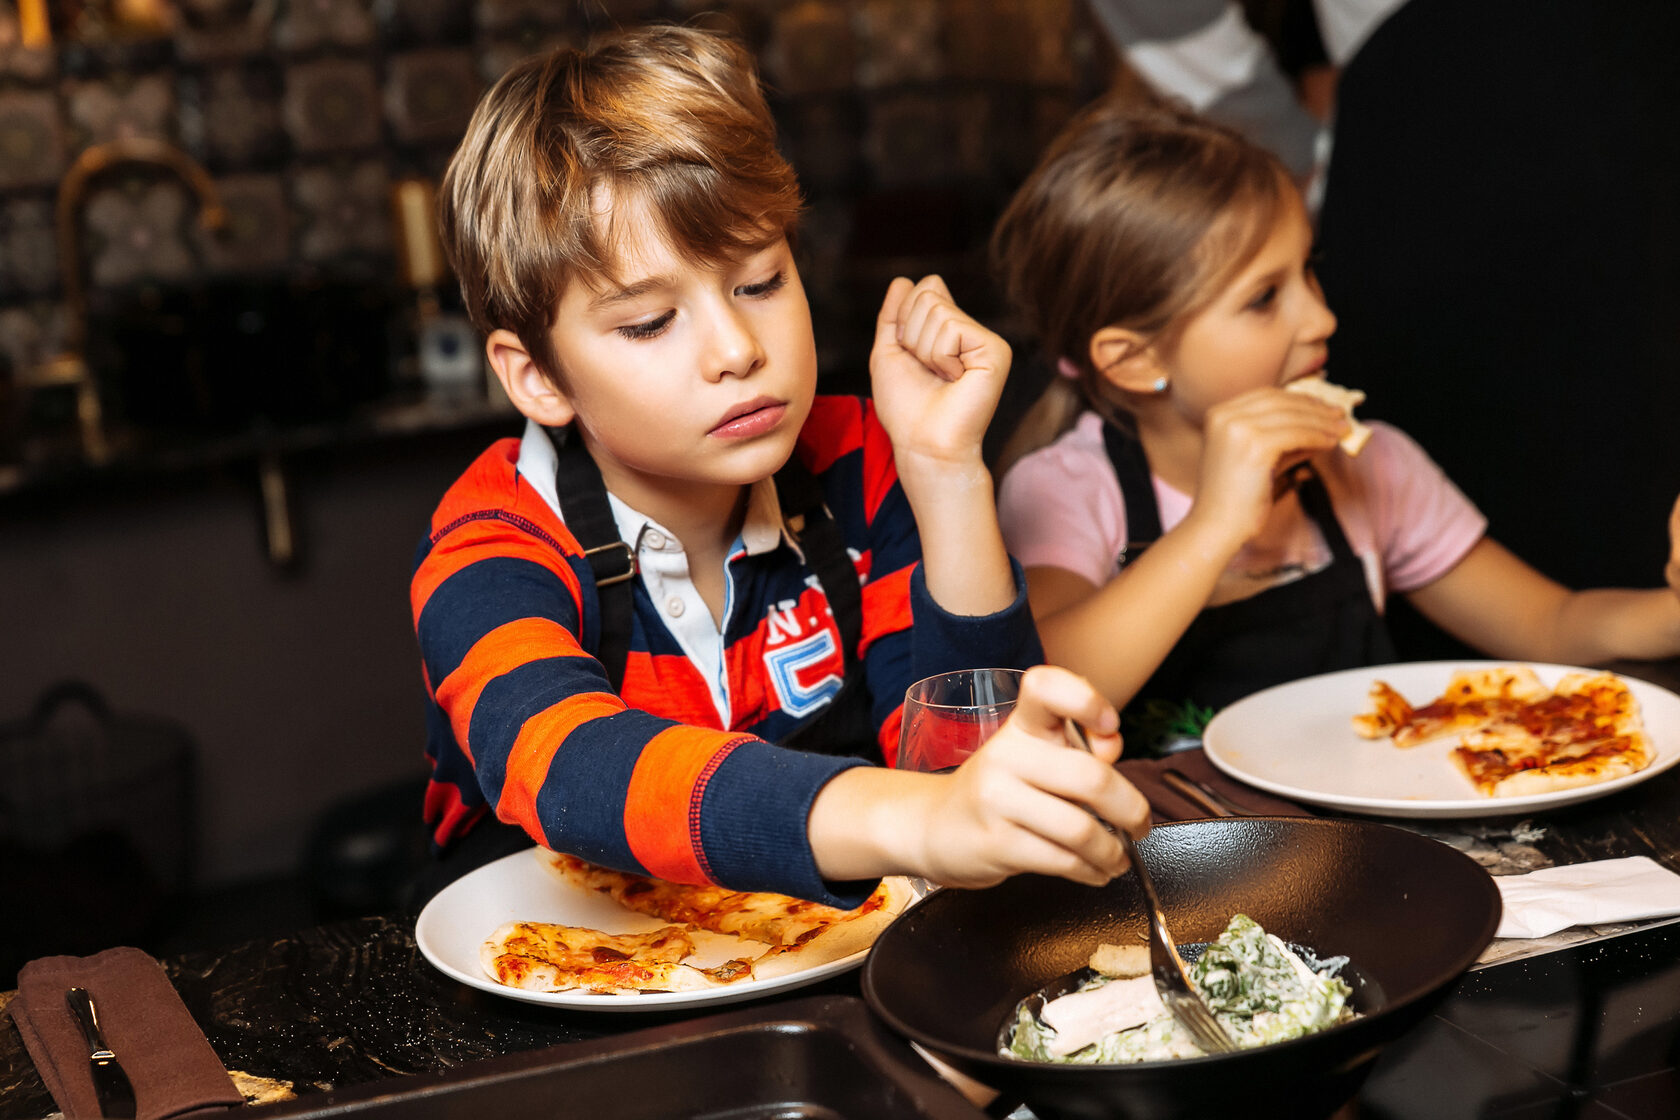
1202, 661, 1680, 818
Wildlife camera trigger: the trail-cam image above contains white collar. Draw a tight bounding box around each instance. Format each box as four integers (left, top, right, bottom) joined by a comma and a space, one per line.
516, 419, 793, 558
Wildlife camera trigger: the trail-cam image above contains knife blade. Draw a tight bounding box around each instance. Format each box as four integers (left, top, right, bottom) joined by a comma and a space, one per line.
66, 986, 137, 1118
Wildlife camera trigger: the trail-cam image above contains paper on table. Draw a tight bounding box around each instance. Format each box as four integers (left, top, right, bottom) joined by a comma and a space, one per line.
1495, 856, 1680, 939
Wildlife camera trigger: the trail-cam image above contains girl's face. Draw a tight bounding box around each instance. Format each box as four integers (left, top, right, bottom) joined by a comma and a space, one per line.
1154, 192, 1336, 422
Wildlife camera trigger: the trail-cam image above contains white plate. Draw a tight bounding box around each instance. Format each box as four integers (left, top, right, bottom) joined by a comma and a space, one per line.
1202, 661, 1680, 819
415, 848, 885, 1011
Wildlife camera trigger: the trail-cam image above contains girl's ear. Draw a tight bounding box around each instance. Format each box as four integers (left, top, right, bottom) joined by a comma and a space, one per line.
486, 329, 575, 427
1089, 325, 1167, 395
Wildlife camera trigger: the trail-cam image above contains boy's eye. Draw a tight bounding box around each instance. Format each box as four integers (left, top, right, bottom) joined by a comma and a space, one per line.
1246, 284, 1278, 311
616, 310, 675, 341
737, 270, 786, 299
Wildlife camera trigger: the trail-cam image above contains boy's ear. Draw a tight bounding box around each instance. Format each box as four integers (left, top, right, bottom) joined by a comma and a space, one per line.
485, 329, 575, 427
1089, 326, 1166, 395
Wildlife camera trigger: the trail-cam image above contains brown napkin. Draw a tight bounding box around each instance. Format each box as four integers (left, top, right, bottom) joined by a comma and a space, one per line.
1119, 748, 1314, 822
9, 946, 243, 1119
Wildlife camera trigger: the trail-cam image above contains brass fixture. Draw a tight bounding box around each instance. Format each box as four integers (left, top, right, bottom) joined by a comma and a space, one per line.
31, 138, 227, 463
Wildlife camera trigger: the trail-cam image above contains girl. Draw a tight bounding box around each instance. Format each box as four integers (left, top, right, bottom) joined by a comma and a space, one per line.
992, 97, 1680, 753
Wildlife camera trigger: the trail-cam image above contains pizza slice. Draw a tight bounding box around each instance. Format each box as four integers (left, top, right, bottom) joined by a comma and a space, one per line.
1452, 730, 1652, 798
1285, 377, 1372, 456
1354, 666, 1550, 748
1353, 665, 1653, 799
481, 920, 756, 995
541, 852, 910, 974
545, 852, 900, 942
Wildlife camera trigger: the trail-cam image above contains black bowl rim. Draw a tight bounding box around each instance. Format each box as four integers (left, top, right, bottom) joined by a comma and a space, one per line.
862, 816, 1501, 1073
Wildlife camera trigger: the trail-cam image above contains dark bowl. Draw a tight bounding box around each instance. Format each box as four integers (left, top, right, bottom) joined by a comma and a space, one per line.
862, 817, 1500, 1120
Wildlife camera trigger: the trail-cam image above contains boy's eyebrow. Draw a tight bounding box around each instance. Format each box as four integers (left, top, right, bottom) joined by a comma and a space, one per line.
585, 238, 786, 311
587, 275, 673, 311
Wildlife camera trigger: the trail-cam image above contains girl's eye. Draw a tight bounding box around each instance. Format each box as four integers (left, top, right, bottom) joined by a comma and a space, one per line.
737, 270, 786, 299
1246, 284, 1278, 312
616, 310, 675, 341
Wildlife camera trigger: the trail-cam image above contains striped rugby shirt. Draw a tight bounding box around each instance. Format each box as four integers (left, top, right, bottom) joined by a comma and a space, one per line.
412, 395, 1042, 905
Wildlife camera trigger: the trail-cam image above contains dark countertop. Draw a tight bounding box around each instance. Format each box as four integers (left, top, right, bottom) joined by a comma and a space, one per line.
5, 657, 1679, 1119
4, 910, 1680, 1120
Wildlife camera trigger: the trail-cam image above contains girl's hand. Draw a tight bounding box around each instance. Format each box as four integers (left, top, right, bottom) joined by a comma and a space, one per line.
904, 666, 1151, 890
868, 275, 1010, 468
1184, 386, 1350, 546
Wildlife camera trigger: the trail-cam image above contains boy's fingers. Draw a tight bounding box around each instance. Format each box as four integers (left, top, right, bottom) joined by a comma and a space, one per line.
873, 277, 915, 347
1014, 665, 1119, 741
914, 273, 952, 300
899, 283, 947, 351
987, 826, 1118, 887
996, 791, 1126, 869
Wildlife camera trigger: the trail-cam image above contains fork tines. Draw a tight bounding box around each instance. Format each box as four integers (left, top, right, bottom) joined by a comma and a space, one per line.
1163, 987, 1237, 1054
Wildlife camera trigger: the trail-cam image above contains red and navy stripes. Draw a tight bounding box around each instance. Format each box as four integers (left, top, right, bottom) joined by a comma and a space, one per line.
410, 397, 1042, 904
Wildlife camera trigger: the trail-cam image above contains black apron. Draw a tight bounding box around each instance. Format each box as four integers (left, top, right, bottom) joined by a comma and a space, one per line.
1102, 422, 1395, 754
549, 424, 877, 758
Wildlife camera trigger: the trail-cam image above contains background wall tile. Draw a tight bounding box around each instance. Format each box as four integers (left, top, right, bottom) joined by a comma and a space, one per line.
0, 89, 65, 190
282, 57, 382, 155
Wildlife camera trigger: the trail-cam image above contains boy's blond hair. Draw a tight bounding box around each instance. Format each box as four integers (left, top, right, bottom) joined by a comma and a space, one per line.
439, 25, 804, 382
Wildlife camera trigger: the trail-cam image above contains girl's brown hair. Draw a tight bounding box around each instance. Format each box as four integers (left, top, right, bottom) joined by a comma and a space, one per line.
990, 95, 1289, 450
439, 25, 804, 382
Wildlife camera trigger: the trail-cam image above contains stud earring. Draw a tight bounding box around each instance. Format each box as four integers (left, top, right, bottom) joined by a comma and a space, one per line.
1151, 376, 1168, 393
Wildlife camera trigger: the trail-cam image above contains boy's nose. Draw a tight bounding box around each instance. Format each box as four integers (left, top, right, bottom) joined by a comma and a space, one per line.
703, 307, 765, 381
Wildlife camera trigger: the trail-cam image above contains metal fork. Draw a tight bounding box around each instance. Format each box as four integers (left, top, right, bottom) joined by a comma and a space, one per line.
1064, 722, 1237, 1055
1111, 826, 1238, 1055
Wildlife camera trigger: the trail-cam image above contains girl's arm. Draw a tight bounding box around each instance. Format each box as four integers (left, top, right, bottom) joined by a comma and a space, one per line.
1027, 514, 1246, 706
1024, 388, 1349, 707
868, 275, 1017, 616
1406, 512, 1680, 665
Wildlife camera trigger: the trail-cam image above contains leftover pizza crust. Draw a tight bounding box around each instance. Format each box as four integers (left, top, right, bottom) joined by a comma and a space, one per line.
1285, 377, 1372, 456
481, 921, 754, 994
479, 852, 910, 995
1352, 667, 1651, 797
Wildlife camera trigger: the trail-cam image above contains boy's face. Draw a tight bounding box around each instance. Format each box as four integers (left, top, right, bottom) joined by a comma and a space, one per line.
546, 191, 818, 521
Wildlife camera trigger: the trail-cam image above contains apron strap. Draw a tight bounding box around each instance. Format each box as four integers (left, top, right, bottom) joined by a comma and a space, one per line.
1101, 420, 1164, 555
1295, 470, 1358, 562
548, 426, 637, 692
547, 428, 861, 694
773, 456, 864, 674
1102, 419, 1359, 561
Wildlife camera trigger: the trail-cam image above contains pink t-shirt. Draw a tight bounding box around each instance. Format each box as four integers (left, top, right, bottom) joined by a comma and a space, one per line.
997, 411, 1487, 612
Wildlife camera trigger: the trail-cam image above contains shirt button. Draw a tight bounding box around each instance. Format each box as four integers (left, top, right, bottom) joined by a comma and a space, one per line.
666, 597, 685, 618
645, 529, 667, 549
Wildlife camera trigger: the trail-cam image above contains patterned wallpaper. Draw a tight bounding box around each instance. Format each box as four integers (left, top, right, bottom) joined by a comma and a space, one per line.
0, 0, 1110, 460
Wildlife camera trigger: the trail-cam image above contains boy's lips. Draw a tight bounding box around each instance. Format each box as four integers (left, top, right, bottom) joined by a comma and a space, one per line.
709, 397, 787, 439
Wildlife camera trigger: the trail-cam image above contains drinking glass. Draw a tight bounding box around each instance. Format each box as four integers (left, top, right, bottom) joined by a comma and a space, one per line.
896, 667, 1025, 773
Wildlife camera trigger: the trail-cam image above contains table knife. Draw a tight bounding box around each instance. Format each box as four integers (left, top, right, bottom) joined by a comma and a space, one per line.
66, 987, 137, 1119
1160, 770, 1241, 817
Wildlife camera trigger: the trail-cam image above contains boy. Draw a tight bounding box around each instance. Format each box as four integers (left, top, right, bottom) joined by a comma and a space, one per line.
412, 24, 1148, 906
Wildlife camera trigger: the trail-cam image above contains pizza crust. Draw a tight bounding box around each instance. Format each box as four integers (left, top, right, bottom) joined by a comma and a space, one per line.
749, 876, 915, 979
1285, 377, 1372, 456
480, 920, 738, 994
